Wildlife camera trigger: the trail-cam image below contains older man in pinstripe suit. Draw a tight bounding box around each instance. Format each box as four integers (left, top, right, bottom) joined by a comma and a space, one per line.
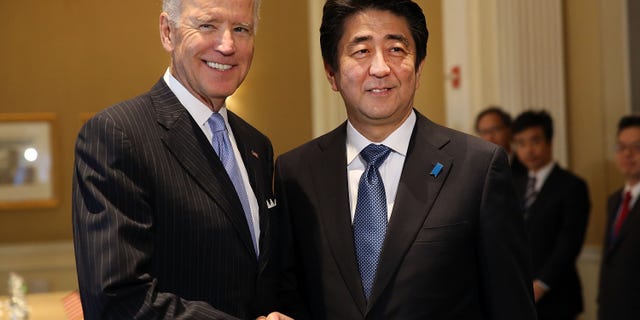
72, 0, 290, 319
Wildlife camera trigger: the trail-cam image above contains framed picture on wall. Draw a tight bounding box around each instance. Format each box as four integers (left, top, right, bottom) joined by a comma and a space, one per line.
0, 113, 58, 210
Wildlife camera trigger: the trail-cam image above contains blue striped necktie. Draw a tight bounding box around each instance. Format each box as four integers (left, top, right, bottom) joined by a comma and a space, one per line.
208, 113, 258, 254
353, 143, 391, 300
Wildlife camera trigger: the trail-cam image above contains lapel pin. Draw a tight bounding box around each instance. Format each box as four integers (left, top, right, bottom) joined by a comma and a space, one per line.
430, 162, 444, 178
251, 150, 260, 159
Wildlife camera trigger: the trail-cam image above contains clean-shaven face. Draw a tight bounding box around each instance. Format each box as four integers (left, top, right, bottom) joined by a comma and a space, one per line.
513, 126, 552, 172
161, 0, 255, 110
477, 113, 512, 152
326, 9, 424, 140
616, 126, 640, 184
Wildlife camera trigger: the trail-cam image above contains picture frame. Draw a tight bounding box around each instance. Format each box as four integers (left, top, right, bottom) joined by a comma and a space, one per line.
0, 113, 58, 210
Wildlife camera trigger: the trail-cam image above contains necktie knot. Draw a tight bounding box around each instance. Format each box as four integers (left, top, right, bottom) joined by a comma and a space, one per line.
208, 113, 227, 133
360, 144, 391, 170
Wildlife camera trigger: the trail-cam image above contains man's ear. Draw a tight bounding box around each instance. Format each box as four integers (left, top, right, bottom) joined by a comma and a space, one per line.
415, 59, 425, 89
159, 13, 175, 52
324, 61, 339, 92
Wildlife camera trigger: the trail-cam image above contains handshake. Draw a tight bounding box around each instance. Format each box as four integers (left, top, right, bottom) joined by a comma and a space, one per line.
256, 312, 294, 320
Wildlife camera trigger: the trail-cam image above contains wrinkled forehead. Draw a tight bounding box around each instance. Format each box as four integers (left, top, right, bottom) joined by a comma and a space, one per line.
174, 0, 259, 25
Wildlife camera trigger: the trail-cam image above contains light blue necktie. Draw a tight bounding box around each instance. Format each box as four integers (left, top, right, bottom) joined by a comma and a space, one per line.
353, 143, 391, 300
208, 113, 258, 254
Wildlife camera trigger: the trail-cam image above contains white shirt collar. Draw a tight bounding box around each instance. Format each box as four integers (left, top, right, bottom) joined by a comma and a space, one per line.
529, 161, 555, 191
346, 110, 416, 165
624, 181, 640, 206
162, 68, 230, 126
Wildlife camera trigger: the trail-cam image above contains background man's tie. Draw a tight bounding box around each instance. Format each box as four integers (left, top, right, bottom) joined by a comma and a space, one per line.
208, 113, 258, 254
353, 144, 391, 300
613, 191, 632, 240
524, 176, 537, 219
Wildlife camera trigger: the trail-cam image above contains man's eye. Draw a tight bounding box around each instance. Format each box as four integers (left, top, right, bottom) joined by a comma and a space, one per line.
234, 26, 251, 33
200, 24, 214, 30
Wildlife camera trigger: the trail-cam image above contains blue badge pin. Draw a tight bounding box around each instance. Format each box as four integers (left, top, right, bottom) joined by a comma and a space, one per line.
430, 162, 444, 178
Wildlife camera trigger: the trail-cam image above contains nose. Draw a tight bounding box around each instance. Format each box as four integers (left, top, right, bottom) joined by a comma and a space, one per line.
369, 51, 391, 77
216, 29, 236, 56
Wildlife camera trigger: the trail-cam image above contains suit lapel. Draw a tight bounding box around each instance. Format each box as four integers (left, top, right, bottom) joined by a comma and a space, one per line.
607, 191, 639, 255
150, 81, 256, 256
367, 114, 453, 311
310, 124, 368, 314
527, 165, 560, 215
604, 192, 621, 253
227, 111, 271, 265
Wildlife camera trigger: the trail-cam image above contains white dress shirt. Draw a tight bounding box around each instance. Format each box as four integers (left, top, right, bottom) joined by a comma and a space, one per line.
528, 161, 556, 192
163, 69, 260, 251
346, 110, 416, 223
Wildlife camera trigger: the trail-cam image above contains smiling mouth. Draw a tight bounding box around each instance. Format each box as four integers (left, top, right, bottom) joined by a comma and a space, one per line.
368, 88, 392, 94
206, 61, 232, 71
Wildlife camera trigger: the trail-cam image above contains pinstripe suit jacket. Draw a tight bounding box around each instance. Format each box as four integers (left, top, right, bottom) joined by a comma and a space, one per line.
72, 79, 277, 319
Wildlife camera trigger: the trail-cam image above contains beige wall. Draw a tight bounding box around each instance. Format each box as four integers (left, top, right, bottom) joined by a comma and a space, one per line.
414, 0, 446, 124
564, 0, 629, 246
0, 0, 312, 243
0, 0, 624, 250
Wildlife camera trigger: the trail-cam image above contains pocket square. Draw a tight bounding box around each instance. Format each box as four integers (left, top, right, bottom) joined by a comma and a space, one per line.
266, 198, 277, 209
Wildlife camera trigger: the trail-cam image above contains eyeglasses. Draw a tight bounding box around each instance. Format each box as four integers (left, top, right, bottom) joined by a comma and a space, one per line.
616, 142, 640, 154
477, 125, 507, 136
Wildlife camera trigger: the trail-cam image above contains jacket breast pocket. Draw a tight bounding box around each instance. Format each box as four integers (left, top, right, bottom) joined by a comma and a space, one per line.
414, 221, 470, 244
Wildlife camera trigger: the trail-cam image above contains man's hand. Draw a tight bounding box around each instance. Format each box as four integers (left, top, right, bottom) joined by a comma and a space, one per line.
256, 312, 294, 320
533, 280, 548, 302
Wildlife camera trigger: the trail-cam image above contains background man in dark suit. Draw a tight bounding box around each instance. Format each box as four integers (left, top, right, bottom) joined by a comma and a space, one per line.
274, 0, 536, 319
475, 106, 525, 174
512, 110, 590, 320
598, 115, 640, 319
72, 0, 290, 318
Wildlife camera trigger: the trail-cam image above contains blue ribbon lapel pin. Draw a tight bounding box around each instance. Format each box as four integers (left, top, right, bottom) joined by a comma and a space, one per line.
430, 162, 444, 178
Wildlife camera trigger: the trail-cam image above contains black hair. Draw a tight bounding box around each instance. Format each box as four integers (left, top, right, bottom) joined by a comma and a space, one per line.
320, 0, 428, 72
512, 110, 554, 142
618, 115, 640, 134
475, 106, 512, 133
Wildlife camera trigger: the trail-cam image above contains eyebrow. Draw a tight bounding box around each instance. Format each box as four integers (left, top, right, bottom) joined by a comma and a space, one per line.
387, 34, 410, 47
347, 34, 410, 47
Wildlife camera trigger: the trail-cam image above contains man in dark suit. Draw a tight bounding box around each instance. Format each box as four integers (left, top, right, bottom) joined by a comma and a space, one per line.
512, 110, 590, 320
598, 115, 640, 319
72, 0, 290, 318
475, 106, 526, 174
274, 1, 536, 319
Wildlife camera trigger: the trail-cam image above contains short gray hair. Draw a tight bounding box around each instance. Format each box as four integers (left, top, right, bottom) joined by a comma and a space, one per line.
162, 0, 261, 30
